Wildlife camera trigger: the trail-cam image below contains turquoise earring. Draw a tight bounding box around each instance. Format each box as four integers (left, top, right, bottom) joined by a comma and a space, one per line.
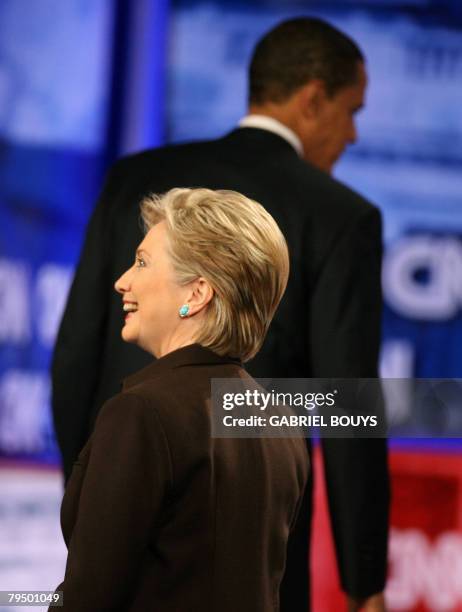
179, 304, 190, 318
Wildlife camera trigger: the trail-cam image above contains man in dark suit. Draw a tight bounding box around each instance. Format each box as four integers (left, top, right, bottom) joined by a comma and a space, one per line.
52, 17, 389, 612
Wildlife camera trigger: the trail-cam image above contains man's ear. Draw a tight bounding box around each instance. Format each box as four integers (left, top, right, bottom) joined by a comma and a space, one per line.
297, 79, 327, 119
184, 277, 214, 316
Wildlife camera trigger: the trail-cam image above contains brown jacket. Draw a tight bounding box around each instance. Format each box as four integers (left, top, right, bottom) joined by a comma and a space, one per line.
54, 344, 309, 611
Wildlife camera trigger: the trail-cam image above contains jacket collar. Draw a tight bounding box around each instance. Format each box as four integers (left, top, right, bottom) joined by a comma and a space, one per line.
222, 127, 301, 160
122, 343, 242, 391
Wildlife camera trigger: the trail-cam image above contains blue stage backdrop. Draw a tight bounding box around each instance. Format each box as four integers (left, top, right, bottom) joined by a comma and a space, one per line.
0, 0, 461, 464
0, 0, 114, 463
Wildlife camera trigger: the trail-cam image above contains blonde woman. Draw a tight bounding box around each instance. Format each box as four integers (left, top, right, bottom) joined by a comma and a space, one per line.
54, 188, 308, 612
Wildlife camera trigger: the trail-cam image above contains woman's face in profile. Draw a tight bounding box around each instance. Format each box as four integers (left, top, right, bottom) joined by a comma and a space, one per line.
115, 222, 187, 356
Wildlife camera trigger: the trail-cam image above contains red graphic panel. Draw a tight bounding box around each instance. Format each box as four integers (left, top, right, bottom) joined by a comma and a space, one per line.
311, 447, 462, 612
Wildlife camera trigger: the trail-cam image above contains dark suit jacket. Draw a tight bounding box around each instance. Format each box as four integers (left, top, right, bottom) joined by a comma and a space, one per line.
54, 344, 309, 611
52, 127, 389, 600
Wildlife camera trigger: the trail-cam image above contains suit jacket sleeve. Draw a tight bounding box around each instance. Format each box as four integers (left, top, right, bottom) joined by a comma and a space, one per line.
309, 207, 390, 598
54, 393, 172, 611
51, 164, 122, 480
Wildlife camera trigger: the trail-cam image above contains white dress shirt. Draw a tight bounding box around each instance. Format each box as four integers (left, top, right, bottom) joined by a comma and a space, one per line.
238, 114, 304, 158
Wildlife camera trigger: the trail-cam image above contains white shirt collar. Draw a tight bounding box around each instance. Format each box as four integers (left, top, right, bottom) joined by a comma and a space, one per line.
238, 114, 304, 158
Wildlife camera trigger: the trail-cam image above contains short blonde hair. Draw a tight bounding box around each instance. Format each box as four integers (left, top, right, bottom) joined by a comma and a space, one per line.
140, 188, 289, 362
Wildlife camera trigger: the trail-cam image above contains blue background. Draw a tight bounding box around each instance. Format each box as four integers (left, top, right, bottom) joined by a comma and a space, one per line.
0, 0, 461, 463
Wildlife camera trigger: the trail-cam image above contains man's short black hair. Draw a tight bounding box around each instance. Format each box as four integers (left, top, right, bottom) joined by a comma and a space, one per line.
249, 17, 364, 104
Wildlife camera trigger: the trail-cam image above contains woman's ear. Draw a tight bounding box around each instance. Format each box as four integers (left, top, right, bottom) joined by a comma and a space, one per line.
184, 277, 214, 316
